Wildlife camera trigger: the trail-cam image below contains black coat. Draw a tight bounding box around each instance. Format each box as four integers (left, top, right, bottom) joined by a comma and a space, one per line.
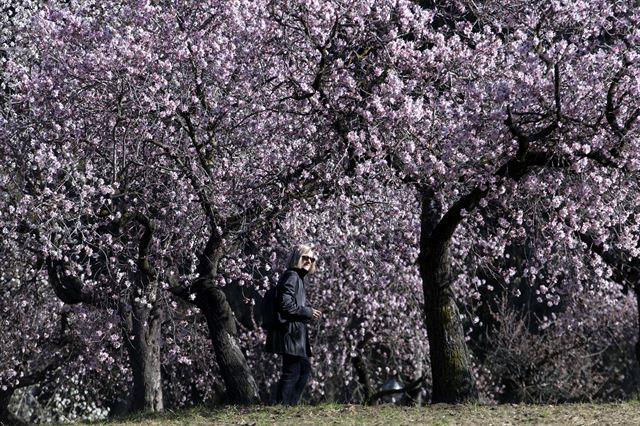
264, 268, 313, 358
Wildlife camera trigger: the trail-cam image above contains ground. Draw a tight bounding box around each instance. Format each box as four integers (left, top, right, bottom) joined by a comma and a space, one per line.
72, 402, 640, 425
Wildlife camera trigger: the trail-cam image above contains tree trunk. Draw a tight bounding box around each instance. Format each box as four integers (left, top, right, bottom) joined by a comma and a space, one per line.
126, 214, 163, 412
418, 190, 478, 403
196, 279, 260, 404
169, 231, 260, 404
125, 300, 164, 412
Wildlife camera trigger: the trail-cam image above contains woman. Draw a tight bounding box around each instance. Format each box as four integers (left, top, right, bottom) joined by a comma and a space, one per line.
265, 244, 322, 405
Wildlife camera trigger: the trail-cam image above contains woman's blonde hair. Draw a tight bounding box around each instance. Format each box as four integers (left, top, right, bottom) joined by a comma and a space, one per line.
286, 244, 317, 274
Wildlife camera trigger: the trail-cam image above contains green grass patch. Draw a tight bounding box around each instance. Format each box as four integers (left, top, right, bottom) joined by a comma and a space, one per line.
73, 402, 640, 425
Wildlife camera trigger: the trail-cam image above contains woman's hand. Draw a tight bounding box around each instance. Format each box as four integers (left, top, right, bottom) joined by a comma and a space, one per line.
312, 308, 322, 320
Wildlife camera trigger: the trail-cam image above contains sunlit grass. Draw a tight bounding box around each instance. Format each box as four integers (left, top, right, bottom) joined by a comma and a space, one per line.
75, 402, 640, 425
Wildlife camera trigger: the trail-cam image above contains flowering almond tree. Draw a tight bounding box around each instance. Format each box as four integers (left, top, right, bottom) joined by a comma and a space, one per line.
3, 0, 372, 406
408, 0, 639, 401
3, 0, 639, 411
297, 0, 640, 401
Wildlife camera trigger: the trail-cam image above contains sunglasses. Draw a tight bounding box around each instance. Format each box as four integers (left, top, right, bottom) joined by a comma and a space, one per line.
301, 255, 316, 263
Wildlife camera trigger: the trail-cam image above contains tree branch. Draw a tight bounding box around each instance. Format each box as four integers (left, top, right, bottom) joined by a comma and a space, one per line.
46, 257, 101, 307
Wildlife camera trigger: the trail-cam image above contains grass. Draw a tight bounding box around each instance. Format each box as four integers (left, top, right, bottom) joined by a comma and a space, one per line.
74, 402, 640, 425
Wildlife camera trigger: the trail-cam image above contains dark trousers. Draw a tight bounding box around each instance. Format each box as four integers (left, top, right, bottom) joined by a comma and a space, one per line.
275, 354, 311, 405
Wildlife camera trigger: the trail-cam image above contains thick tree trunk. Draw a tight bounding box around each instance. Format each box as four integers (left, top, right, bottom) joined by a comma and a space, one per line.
196, 279, 260, 404
125, 214, 163, 412
47, 213, 165, 413
418, 190, 478, 403
420, 246, 478, 403
169, 231, 259, 404
197, 236, 260, 404
125, 300, 164, 412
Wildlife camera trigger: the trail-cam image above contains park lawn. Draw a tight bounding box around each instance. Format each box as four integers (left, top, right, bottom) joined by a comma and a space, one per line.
79, 402, 640, 425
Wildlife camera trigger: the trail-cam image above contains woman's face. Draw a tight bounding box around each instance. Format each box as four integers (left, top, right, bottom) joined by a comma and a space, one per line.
300, 252, 316, 271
